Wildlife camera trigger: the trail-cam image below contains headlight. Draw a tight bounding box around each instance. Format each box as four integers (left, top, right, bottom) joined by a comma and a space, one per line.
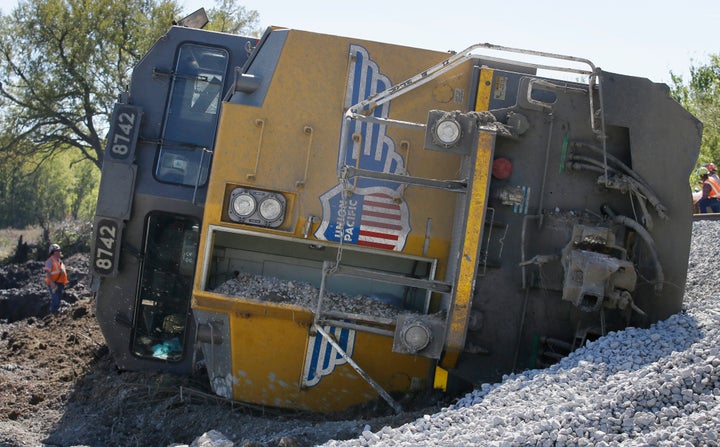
259, 197, 283, 222
400, 322, 432, 352
227, 187, 286, 228
231, 193, 256, 217
433, 118, 462, 146
424, 110, 477, 154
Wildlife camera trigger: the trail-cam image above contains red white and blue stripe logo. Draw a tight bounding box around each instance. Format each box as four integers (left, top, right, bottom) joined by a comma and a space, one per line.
315, 44, 411, 251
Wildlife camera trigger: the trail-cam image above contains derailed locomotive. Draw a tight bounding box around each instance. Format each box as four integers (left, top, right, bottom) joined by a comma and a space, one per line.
91, 13, 702, 412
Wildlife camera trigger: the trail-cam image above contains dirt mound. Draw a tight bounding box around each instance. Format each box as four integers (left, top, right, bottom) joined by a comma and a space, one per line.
0, 253, 88, 322
0, 254, 441, 447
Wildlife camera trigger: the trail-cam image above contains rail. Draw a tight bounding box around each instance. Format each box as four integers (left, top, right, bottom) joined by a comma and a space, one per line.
338, 42, 607, 188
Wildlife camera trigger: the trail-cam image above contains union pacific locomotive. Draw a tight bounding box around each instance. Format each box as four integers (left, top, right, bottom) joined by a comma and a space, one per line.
91, 10, 702, 412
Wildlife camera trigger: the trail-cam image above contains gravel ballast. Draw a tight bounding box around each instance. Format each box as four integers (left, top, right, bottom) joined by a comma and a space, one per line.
8, 221, 719, 446
320, 219, 720, 447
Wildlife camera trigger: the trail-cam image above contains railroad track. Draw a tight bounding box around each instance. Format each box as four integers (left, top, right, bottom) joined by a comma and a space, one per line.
693, 213, 720, 220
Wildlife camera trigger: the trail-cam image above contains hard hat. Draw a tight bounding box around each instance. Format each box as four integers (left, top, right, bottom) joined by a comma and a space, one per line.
707, 162, 717, 172
49, 243, 61, 254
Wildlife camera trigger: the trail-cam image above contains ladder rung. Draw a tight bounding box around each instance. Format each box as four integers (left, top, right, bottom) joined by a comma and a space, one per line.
320, 309, 394, 326
343, 166, 467, 191
316, 319, 394, 337
329, 264, 452, 294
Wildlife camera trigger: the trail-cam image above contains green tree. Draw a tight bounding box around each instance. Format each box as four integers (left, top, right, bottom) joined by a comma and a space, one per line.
670, 55, 720, 184
0, 145, 96, 234
0, 0, 182, 170
69, 158, 100, 220
0, 0, 260, 232
0, 141, 37, 227
31, 155, 72, 241
205, 0, 261, 35
0, 0, 260, 171
0, 151, 66, 239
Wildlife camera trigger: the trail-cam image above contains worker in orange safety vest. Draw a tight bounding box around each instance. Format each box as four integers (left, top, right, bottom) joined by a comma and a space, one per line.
707, 162, 720, 182
44, 243, 69, 314
697, 166, 720, 213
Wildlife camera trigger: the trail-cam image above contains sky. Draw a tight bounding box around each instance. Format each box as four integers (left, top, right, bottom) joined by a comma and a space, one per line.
0, 0, 717, 85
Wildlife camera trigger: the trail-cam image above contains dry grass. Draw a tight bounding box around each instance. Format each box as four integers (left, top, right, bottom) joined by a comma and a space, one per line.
0, 227, 42, 260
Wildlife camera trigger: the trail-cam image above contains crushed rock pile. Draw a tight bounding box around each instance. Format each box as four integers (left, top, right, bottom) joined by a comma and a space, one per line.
3, 220, 720, 447
213, 273, 407, 320
318, 219, 720, 447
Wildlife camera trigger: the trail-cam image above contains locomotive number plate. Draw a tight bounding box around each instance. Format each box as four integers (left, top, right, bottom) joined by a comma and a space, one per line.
105, 104, 141, 162
92, 218, 121, 276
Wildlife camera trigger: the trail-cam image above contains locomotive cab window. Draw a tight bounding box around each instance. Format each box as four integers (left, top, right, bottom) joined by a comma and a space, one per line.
131, 213, 200, 362
156, 44, 229, 186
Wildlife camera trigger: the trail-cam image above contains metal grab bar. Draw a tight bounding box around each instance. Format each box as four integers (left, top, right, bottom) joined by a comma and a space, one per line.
337, 42, 606, 186
345, 42, 597, 119
312, 324, 403, 413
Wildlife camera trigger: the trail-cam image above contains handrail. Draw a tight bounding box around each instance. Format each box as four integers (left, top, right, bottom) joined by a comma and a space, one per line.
313, 324, 403, 413
338, 42, 606, 182
345, 42, 596, 119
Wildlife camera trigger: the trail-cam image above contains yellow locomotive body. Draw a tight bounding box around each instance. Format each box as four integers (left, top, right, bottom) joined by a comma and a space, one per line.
91, 18, 702, 413
191, 30, 490, 411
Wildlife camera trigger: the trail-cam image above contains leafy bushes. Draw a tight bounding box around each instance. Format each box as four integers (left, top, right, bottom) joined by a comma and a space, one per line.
0, 219, 92, 263
0, 150, 99, 234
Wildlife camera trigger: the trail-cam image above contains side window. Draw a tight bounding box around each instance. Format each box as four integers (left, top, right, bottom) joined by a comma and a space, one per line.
130, 213, 200, 362
156, 44, 229, 186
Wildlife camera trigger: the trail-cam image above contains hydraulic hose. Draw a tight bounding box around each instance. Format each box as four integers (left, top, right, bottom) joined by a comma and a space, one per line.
566, 160, 667, 220
601, 205, 664, 293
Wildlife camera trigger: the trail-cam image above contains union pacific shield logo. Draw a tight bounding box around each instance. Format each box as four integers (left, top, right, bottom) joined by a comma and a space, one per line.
302, 326, 355, 387
314, 44, 411, 251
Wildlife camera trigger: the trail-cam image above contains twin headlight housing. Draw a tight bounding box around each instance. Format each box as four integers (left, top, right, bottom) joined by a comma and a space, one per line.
227, 187, 286, 228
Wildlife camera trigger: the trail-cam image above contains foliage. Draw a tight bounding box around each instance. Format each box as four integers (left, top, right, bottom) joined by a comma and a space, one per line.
205, 0, 261, 35
0, 226, 41, 262
0, 146, 100, 234
670, 55, 720, 187
0, 0, 260, 170
0, 219, 92, 263
0, 0, 260, 232
42, 218, 94, 259
0, 0, 182, 170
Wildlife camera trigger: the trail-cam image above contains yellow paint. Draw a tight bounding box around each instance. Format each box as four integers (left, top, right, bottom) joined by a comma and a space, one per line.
433, 365, 448, 392
475, 68, 494, 111
441, 69, 495, 368
200, 30, 475, 257
192, 28, 490, 411
194, 290, 429, 411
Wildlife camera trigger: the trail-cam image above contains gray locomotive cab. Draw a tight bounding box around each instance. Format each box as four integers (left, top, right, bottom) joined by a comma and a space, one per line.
91, 26, 257, 374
